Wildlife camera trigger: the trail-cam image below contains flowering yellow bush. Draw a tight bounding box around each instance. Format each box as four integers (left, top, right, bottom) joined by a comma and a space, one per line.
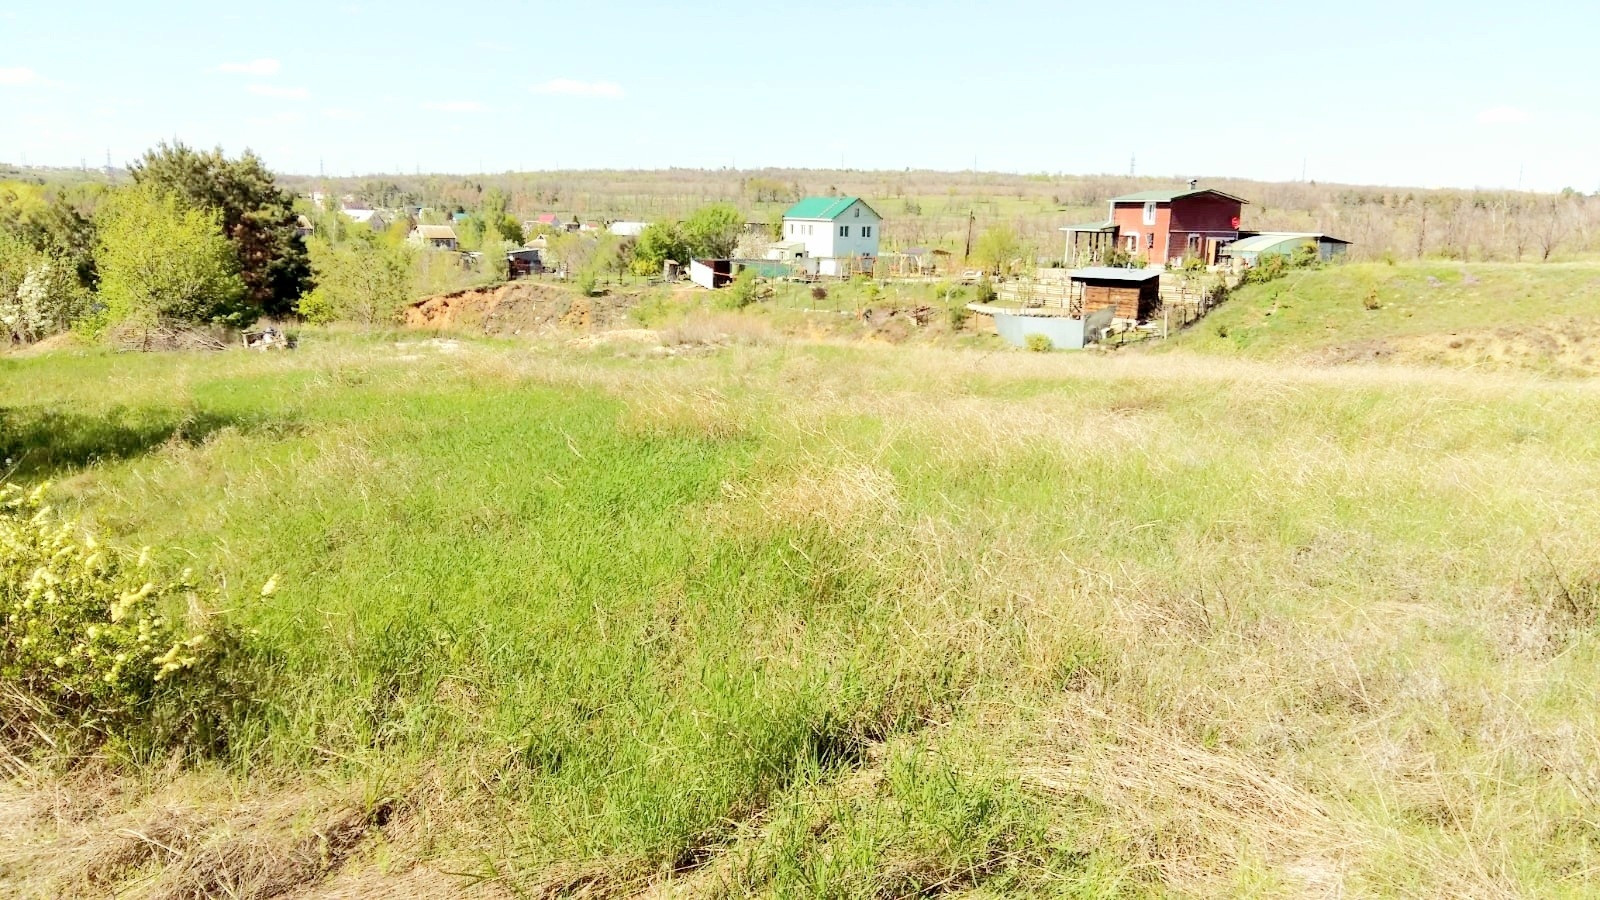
0, 482, 255, 757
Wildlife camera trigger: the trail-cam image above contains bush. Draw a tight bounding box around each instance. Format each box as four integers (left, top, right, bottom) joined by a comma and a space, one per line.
811, 286, 828, 302
721, 267, 761, 309
948, 304, 973, 330
1241, 254, 1289, 285
1024, 333, 1053, 352
974, 274, 997, 304
1363, 288, 1382, 310
0, 483, 259, 759
576, 269, 600, 297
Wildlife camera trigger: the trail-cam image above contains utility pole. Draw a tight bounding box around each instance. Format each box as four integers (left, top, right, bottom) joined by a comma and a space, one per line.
963, 210, 975, 262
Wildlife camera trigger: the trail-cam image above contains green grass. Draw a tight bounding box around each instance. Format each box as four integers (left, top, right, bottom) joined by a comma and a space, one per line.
6, 328, 1600, 896
1165, 261, 1600, 375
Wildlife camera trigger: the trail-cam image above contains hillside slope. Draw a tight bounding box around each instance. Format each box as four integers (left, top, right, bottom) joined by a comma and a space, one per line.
1165, 261, 1600, 376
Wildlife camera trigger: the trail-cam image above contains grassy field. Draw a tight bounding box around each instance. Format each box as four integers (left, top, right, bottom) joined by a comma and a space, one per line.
6, 268, 1600, 896
1167, 261, 1600, 376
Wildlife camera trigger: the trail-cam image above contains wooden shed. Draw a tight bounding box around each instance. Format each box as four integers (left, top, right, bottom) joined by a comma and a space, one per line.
1069, 268, 1160, 321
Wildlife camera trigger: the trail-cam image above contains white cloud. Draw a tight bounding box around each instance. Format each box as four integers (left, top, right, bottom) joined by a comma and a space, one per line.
217, 58, 281, 76
246, 111, 305, 127
1477, 106, 1530, 125
422, 100, 487, 112
248, 84, 309, 99
0, 66, 40, 86
529, 78, 624, 99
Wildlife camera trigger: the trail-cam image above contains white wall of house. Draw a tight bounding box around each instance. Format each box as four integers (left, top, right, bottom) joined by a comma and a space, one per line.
782, 200, 881, 261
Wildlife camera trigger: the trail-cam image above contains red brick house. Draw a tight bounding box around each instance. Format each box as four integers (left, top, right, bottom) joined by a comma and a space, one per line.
1062, 186, 1247, 267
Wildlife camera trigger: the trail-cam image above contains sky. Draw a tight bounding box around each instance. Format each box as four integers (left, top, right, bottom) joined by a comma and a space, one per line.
1, 0, 1596, 192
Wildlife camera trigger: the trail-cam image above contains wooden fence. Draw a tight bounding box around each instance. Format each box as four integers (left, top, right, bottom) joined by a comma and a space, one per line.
995, 268, 1236, 339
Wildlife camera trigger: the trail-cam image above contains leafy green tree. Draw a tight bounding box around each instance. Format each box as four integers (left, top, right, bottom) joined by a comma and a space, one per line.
479, 235, 512, 282
631, 222, 687, 276
455, 214, 487, 251
973, 225, 1020, 275
546, 231, 597, 276
299, 231, 416, 325
0, 183, 104, 293
681, 203, 743, 259
131, 142, 311, 318
96, 183, 248, 327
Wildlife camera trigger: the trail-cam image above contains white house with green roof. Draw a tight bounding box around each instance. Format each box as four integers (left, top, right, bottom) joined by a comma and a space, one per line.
780, 196, 881, 275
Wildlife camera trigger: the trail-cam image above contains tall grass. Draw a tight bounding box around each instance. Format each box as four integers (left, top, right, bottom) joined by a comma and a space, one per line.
5, 332, 1600, 895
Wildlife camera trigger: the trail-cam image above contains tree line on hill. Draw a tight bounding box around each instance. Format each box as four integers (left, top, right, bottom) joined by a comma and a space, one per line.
8, 155, 1600, 346
0, 145, 753, 342
281, 168, 1600, 268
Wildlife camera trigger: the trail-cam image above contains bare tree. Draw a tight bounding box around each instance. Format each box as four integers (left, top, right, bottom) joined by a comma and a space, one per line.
1536, 196, 1572, 262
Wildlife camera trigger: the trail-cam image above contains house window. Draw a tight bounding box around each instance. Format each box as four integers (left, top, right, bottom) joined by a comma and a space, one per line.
1125, 234, 1139, 252
1143, 202, 1157, 226
854, 207, 860, 217
1146, 233, 1154, 249
839, 225, 850, 237
861, 226, 872, 238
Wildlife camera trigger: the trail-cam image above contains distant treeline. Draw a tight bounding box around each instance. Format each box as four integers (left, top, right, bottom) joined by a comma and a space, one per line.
274, 168, 1600, 263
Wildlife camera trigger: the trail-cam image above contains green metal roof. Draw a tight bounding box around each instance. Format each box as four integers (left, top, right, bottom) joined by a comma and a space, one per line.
782, 196, 876, 220
1109, 188, 1249, 204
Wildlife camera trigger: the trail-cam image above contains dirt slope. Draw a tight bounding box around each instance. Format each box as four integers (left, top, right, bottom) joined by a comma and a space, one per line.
404, 282, 638, 336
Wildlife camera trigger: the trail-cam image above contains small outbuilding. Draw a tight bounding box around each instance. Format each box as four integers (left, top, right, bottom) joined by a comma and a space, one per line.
690, 258, 734, 290
1070, 267, 1160, 321
1223, 232, 1351, 265
409, 224, 459, 251
506, 248, 543, 278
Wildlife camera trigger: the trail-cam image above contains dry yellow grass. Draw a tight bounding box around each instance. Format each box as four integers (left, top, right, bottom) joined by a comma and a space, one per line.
4, 334, 1600, 896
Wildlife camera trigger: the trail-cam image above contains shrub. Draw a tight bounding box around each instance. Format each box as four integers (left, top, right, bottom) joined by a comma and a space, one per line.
720, 267, 761, 309
96, 182, 251, 328
948, 304, 973, 330
1214, 323, 1230, 338
631, 290, 684, 328
576, 269, 600, 297
811, 286, 828, 302
0, 483, 259, 759
1241, 254, 1289, 285
974, 274, 997, 304
1363, 288, 1382, 310
1024, 333, 1053, 352
300, 233, 416, 326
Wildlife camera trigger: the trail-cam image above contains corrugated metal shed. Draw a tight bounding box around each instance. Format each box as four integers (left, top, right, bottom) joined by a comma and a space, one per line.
1223, 232, 1350, 262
